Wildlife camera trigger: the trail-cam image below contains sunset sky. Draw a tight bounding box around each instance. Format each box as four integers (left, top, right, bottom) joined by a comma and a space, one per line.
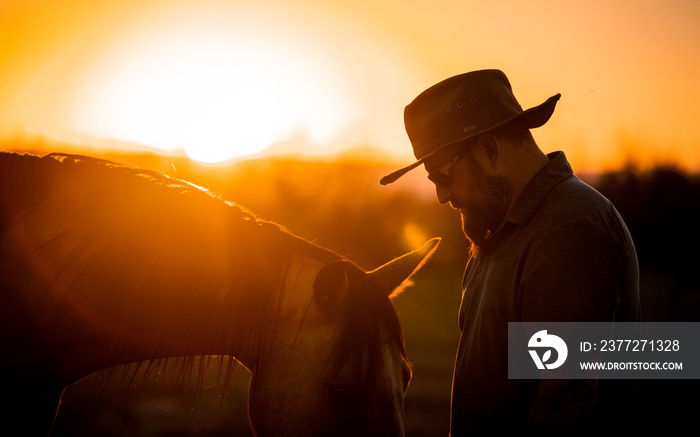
1, 0, 699, 172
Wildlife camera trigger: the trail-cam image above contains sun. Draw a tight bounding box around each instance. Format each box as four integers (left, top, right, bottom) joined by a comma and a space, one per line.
71, 22, 355, 163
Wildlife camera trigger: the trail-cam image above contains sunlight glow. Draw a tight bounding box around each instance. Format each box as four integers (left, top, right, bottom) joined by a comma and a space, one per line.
71, 25, 355, 163
403, 222, 429, 251
3, 1, 700, 171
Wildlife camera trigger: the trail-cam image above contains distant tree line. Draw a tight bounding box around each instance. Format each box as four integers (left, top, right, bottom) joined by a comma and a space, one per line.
595, 166, 700, 319
595, 166, 700, 268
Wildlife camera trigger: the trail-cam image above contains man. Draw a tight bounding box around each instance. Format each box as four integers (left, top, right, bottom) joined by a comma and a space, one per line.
381, 70, 640, 434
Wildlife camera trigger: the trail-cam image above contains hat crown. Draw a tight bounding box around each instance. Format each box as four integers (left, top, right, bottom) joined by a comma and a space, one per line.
379, 69, 559, 185
404, 69, 525, 160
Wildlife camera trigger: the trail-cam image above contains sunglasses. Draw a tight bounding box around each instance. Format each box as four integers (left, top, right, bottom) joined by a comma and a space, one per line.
427, 146, 470, 187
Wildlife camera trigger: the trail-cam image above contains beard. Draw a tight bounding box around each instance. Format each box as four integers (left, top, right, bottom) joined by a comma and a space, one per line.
459, 156, 513, 257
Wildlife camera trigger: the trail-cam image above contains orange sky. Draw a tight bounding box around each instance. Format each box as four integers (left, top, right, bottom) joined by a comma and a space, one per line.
1, 0, 699, 172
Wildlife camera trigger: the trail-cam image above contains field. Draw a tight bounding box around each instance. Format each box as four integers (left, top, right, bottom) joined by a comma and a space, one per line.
5, 147, 700, 435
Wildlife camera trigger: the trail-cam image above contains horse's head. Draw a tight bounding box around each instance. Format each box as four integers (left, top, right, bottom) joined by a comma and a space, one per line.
247, 238, 439, 437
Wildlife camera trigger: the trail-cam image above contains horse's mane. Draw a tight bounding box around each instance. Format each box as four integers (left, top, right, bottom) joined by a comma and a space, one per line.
0, 152, 406, 396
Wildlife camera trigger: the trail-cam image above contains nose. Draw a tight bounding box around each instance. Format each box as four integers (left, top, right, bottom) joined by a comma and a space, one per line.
435, 184, 452, 205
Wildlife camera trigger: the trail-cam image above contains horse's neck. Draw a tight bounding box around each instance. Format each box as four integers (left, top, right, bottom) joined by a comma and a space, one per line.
55, 248, 322, 384
0, 206, 290, 388
66, 258, 284, 385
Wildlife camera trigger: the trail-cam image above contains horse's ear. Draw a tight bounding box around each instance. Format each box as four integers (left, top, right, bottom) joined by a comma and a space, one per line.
314, 260, 349, 312
368, 238, 440, 298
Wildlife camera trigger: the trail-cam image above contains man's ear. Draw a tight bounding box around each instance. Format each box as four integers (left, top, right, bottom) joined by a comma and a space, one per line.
474, 133, 501, 173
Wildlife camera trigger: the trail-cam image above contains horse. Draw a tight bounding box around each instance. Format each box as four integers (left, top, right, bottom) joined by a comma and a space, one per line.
0, 152, 439, 436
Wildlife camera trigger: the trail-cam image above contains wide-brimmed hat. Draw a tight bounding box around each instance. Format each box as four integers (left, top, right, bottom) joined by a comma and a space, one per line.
380, 69, 560, 185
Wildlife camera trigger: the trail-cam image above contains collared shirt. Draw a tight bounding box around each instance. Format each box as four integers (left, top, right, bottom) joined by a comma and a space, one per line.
450, 151, 640, 434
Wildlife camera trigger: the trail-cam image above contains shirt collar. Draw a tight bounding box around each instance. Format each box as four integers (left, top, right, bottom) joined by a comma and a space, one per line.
505, 151, 573, 227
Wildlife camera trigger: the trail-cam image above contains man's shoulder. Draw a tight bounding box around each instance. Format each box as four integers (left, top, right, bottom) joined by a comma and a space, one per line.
538, 174, 616, 228
526, 173, 636, 263
549, 174, 609, 206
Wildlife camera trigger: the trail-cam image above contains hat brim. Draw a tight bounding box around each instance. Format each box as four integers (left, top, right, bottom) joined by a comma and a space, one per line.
380, 93, 561, 185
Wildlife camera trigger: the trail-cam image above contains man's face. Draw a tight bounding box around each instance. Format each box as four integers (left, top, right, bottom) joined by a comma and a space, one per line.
426, 145, 512, 253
